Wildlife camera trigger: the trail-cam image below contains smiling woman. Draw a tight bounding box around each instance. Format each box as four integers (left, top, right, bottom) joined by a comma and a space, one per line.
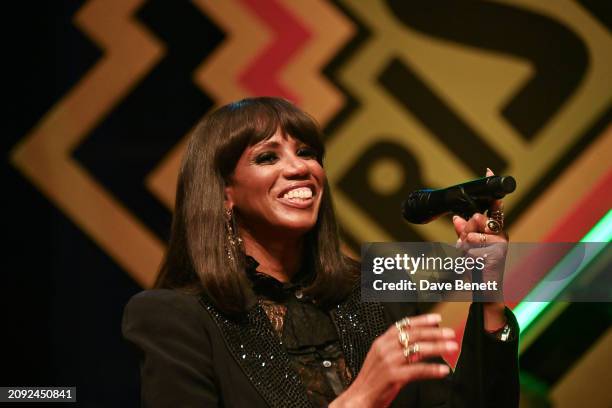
226, 131, 327, 283
227, 131, 324, 245
152, 98, 356, 315
122, 97, 519, 408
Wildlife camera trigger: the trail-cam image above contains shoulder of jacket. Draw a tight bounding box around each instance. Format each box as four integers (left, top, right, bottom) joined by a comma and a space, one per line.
125, 288, 205, 318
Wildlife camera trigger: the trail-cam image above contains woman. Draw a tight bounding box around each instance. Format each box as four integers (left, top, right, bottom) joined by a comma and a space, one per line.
122, 97, 519, 407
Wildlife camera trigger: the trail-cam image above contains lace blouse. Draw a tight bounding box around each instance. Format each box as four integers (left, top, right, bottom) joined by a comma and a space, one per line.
245, 257, 352, 407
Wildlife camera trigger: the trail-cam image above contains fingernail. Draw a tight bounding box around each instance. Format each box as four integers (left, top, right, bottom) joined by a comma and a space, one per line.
443, 328, 455, 338
439, 365, 450, 375
452, 215, 458, 221
429, 314, 442, 323
447, 341, 458, 350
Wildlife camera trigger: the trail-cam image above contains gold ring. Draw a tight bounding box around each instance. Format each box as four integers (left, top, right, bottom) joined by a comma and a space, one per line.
403, 342, 421, 361
395, 317, 411, 330
486, 218, 502, 234
398, 330, 410, 348
480, 233, 487, 248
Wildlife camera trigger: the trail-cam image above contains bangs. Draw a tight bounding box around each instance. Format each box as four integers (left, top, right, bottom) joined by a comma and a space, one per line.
215, 98, 325, 178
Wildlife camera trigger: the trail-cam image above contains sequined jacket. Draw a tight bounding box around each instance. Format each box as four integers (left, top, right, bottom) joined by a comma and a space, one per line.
122, 288, 519, 407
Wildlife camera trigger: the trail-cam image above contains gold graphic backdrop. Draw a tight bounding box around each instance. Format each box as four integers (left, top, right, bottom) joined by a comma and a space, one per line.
5, 1, 611, 406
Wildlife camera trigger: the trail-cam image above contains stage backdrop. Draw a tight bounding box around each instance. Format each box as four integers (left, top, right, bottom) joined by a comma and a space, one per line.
5, 1, 611, 406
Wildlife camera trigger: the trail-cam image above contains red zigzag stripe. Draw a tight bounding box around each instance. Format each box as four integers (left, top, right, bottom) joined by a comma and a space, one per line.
239, 0, 311, 101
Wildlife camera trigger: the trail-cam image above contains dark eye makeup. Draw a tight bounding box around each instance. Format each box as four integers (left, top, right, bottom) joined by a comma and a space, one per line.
253, 151, 278, 164
251, 144, 318, 165
297, 146, 318, 158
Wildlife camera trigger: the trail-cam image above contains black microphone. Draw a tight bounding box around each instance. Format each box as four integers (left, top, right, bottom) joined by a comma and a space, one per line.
402, 176, 516, 223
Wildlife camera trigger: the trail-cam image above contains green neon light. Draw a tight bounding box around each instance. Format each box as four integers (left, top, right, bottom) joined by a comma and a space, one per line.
514, 209, 612, 332
582, 209, 612, 242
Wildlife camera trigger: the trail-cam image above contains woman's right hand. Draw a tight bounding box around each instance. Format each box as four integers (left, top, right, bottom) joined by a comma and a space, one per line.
330, 313, 457, 408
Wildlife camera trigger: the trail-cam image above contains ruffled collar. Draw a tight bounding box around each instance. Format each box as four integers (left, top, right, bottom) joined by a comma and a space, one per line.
245, 255, 313, 301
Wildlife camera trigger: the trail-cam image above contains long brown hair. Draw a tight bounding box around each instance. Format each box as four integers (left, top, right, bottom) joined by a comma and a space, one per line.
155, 97, 357, 316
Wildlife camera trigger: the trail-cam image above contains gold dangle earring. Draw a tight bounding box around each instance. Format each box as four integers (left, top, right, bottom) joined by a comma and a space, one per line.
225, 207, 243, 261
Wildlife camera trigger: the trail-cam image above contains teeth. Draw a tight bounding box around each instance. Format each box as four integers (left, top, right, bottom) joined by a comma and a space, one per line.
283, 187, 313, 199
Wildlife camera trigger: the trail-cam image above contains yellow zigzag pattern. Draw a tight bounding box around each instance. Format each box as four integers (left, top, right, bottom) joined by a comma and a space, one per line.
11, 0, 165, 287
147, 0, 356, 210
275, 0, 354, 126
195, 0, 269, 104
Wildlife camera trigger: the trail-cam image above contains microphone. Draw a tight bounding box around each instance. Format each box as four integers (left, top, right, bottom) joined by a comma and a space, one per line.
402, 176, 516, 223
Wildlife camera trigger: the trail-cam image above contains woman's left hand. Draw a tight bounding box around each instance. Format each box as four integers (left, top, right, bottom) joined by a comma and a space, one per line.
452, 168, 509, 330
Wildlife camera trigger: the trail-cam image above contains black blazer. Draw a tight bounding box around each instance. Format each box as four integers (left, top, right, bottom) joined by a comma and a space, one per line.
122, 289, 519, 407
